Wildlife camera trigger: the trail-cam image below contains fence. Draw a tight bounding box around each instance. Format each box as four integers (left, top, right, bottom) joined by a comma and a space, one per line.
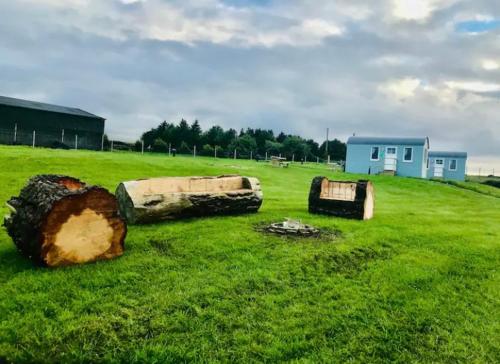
0, 127, 346, 167
0, 127, 103, 150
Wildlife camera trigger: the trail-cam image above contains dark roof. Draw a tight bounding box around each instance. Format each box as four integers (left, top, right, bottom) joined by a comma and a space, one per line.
347, 136, 429, 146
429, 151, 467, 158
0, 95, 104, 120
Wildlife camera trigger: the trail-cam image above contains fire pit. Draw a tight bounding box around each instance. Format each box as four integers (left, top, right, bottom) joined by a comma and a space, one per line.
266, 218, 319, 237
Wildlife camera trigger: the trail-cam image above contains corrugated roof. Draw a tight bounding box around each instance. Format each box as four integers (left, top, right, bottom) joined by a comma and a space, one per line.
347, 136, 428, 146
0, 95, 105, 120
429, 151, 467, 158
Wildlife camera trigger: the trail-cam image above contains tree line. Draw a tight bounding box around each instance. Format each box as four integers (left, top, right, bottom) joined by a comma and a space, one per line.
134, 119, 346, 161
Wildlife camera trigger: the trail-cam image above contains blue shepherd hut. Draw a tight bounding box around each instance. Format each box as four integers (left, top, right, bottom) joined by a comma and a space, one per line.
346, 136, 430, 178
427, 151, 467, 181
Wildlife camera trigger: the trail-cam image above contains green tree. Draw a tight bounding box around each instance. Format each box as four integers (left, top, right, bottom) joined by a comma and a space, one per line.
201, 144, 215, 156
152, 138, 168, 153
319, 139, 347, 160
179, 141, 192, 154
228, 134, 257, 158
282, 136, 310, 160
265, 140, 283, 156
191, 120, 202, 147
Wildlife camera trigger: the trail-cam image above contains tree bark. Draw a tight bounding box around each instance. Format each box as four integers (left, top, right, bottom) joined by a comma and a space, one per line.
308, 176, 374, 220
3, 175, 126, 267
115, 175, 263, 224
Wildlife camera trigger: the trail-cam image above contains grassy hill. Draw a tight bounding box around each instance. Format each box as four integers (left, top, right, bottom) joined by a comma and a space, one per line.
0, 146, 499, 363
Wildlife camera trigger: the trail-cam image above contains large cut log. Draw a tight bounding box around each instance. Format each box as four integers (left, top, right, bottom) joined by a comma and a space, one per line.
308, 176, 374, 220
115, 175, 263, 224
3, 175, 127, 267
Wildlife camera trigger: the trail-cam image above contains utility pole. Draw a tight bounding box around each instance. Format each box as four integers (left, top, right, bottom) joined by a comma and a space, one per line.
13, 123, 17, 143
168, 143, 171, 156
141, 139, 144, 154
193, 145, 196, 158
110, 140, 113, 152
234, 149, 237, 160
61, 129, 65, 143
75, 135, 78, 150
250, 151, 253, 160
101, 134, 104, 151
32, 130, 36, 148
214, 146, 217, 158
265, 151, 268, 161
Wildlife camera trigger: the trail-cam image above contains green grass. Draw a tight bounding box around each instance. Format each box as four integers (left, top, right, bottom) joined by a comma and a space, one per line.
434, 178, 500, 199
0, 146, 499, 363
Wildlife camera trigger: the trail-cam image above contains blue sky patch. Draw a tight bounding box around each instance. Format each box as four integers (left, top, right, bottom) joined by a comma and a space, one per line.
455, 19, 500, 33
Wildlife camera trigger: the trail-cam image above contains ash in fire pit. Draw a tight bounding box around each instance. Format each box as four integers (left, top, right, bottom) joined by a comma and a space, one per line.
266, 218, 319, 237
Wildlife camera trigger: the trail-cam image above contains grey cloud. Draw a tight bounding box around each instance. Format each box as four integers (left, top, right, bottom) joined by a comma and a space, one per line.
0, 0, 499, 162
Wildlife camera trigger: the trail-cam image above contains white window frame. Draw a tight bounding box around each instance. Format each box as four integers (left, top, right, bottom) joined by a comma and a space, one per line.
449, 159, 457, 171
370, 146, 380, 161
403, 147, 413, 163
386, 146, 397, 156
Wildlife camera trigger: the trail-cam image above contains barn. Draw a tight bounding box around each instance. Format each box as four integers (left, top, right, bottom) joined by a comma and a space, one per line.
0, 96, 105, 150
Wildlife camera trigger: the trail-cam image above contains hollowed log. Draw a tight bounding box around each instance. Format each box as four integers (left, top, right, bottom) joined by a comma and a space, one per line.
3, 175, 127, 267
308, 176, 374, 220
115, 175, 263, 224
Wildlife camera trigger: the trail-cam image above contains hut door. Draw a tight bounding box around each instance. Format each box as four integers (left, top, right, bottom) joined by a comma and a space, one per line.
434, 159, 444, 177
384, 147, 397, 171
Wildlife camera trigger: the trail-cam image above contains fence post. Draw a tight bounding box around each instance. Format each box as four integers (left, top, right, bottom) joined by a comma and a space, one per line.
13, 123, 17, 143
61, 129, 65, 143
110, 140, 113, 152
75, 135, 78, 150
292, 154, 295, 163
265, 151, 268, 161
101, 134, 104, 151
234, 149, 237, 160
141, 140, 144, 154
250, 151, 253, 160
214, 146, 217, 158
193, 145, 196, 158
32, 130, 35, 148
168, 143, 171, 157
327, 155, 330, 164
317, 156, 319, 163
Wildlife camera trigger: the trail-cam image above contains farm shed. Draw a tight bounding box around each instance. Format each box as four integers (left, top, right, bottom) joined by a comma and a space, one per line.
0, 95, 105, 150
427, 151, 467, 181
346, 136, 430, 178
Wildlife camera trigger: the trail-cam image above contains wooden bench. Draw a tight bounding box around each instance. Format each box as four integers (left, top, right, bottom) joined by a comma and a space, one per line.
116, 175, 263, 224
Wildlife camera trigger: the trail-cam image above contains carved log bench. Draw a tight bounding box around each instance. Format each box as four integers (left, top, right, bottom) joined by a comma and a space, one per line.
308, 176, 374, 220
115, 175, 263, 224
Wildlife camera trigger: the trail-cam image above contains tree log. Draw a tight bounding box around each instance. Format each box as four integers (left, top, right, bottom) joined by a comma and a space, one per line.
308, 176, 374, 220
115, 175, 263, 224
3, 175, 127, 267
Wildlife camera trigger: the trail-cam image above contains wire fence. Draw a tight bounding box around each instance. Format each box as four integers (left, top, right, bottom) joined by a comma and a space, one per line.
0, 127, 103, 150
0, 128, 345, 170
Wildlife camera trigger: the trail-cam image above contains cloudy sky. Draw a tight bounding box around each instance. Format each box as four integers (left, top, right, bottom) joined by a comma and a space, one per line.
1, 0, 499, 171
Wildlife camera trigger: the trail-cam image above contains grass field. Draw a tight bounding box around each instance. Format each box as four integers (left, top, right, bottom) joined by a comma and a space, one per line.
0, 146, 499, 363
